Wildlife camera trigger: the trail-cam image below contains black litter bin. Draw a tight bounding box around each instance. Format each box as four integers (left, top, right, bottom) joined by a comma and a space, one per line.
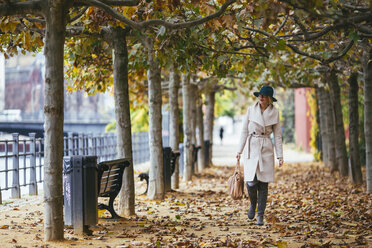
192, 145, 201, 173
204, 140, 210, 166
163, 147, 172, 192
63, 156, 98, 235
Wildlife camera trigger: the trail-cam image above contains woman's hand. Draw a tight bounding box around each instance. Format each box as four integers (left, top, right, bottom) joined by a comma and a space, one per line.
236, 153, 241, 161
278, 158, 284, 167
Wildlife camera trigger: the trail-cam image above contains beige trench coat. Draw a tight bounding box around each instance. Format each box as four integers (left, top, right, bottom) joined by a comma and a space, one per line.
237, 102, 283, 182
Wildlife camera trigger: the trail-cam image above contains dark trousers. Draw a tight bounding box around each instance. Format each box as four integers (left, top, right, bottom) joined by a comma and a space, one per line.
246, 175, 268, 218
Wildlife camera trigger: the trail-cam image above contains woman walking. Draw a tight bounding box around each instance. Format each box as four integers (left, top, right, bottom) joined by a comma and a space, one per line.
236, 85, 284, 225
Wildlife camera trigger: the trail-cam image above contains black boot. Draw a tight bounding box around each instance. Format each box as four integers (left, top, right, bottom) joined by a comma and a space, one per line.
256, 182, 268, 225
246, 183, 258, 220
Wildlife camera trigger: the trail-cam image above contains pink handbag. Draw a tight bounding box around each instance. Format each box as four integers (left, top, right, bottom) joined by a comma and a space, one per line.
228, 160, 244, 200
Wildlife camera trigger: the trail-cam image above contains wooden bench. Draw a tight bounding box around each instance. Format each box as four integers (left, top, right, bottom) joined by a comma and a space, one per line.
97, 158, 130, 218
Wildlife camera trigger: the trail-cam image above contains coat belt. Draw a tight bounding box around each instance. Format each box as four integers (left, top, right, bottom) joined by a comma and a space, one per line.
247, 133, 270, 172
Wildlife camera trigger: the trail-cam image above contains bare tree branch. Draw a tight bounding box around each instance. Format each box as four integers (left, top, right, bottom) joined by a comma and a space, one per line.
277, 82, 315, 88
341, 3, 371, 12
65, 26, 100, 37
24, 16, 45, 24
231, 29, 268, 57
69, 7, 88, 23
80, 0, 236, 30
358, 32, 372, 38
243, 26, 271, 37
291, 14, 310, 40
0, 0, 43, 16
100, 0, 139, 6
285, 43, 324, 61
273, 15, 288, 36
358, 24, 372, 34
196, 42, 264, 57
324, 40, 354, 64
245, 25, 354, 64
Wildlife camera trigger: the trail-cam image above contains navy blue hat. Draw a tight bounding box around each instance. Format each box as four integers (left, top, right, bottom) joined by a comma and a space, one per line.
253, 85, 277, 102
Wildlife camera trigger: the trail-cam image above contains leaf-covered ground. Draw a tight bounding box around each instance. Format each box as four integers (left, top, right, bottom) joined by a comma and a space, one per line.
0, 162, 371, 248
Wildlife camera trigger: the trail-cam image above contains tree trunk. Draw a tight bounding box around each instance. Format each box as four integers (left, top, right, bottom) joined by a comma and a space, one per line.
324, 88, 337, 172
317, 86, 329, 165
144, 37, 164, 200
205, 91, 215, 166
169, 66, 180, 189
190, 82, 197, 173
110, 28, 135, 215
328, 69, 348, 177
348, 72, 363, 184
43, 2, 66, 241
364, 47, 372, 193
196, 92, 206, 171
182, 74, 193, 181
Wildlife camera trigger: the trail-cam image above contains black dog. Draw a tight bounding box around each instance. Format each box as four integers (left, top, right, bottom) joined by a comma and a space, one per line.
138, 172, 149, 194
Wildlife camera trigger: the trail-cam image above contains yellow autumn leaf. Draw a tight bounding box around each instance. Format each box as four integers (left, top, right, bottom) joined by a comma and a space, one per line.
9, 22, 17, 32
34, 22, 44, 29
122, 7, 136, 18
66, 85, 73, 93
23, 31, 31, 50
98, 209, 107, 218
201, 3, 215, 15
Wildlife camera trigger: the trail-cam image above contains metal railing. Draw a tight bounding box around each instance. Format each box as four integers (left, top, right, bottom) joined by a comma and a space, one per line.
0, 131, 150, 204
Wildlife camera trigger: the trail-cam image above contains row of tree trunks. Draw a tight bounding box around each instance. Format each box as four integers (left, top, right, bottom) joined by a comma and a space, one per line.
348, 72, 363, 185
5, 0, 227, 241
109, 28, 135, 216
196, 93, 206, 171
182, 74, 193, 181
327, 69, 349, 177
323, 87, 337, 172
364, 47, 372, 193
169, 66, 180, 190
318, 68, 365, 186
190, 83, 198, 173
145, 37, 164, 200
205, 91, 215, 166
317, 86, 329, 165
318, 76, 337, 172
43, 2, 67, 241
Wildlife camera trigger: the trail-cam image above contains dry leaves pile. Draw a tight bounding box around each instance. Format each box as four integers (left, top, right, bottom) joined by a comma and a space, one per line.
0, 162, 371, 248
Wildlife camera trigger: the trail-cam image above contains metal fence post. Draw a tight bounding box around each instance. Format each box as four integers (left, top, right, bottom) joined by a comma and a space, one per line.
111, 133, 116, 159
78, 133, 84, 155
87, 133, 93, 155
12, 133, 20, 199
98, 135, 103, 162
94, 135, 98, 157
29, 133, 38, 195
68, 132, 74, 156
0, 187, 2, 204
103, 133, 108, 161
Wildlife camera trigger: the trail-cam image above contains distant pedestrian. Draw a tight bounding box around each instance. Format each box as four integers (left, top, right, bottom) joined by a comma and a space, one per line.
219, 126, 224, 144
236, 85, 284, 225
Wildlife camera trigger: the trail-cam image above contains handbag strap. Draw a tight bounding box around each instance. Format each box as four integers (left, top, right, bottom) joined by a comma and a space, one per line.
235, 160, 241, 173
